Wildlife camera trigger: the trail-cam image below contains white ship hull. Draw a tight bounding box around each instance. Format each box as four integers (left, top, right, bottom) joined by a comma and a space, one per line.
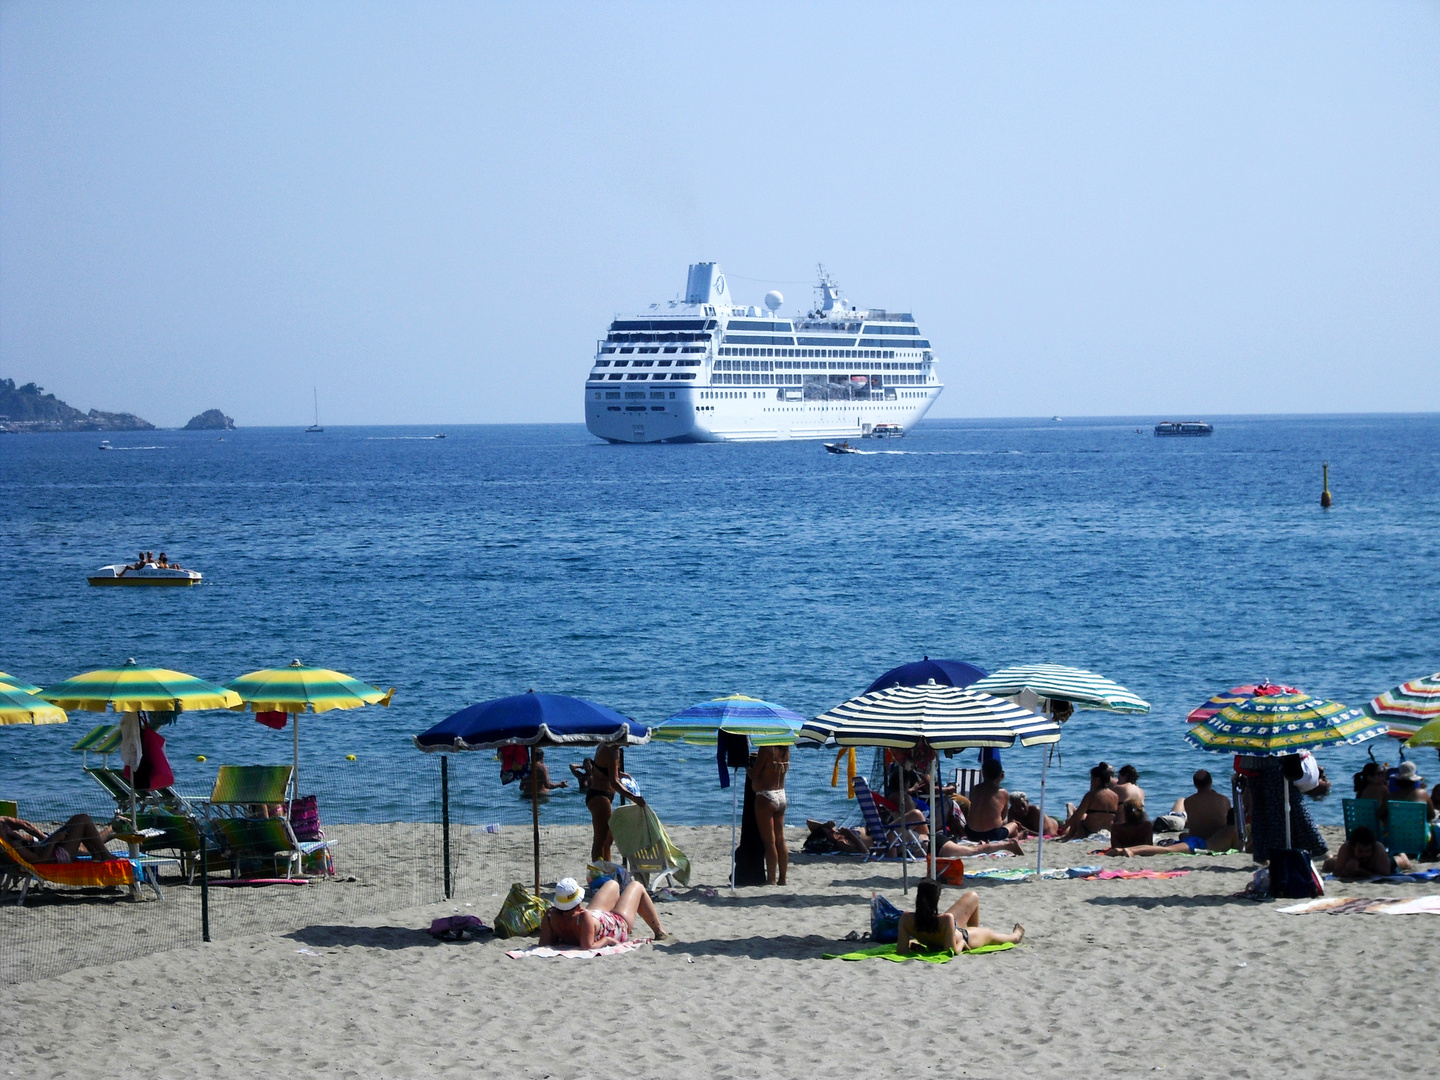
585, 388, 941, 443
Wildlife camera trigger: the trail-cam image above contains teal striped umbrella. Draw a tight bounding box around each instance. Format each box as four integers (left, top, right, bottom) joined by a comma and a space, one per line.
968, 664, 1151, 714
0, 671, 43, 695
652, 694, 804, 746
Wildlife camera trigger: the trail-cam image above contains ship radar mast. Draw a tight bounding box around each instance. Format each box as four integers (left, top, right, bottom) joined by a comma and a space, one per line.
815, 263, 849, 314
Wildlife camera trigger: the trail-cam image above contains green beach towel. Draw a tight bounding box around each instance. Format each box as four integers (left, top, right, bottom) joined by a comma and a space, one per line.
822, 942, 1016, 963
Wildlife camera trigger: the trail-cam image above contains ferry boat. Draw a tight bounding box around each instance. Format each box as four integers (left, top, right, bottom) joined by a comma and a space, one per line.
1154, 421, 1214, 437
584, 264, 943, 443
88, 562, 202, 587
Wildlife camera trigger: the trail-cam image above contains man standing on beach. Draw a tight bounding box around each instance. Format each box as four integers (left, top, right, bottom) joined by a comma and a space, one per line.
964, 760, 1016, 842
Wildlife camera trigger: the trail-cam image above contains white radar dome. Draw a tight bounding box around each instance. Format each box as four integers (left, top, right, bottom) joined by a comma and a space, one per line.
764, 290, 784, 312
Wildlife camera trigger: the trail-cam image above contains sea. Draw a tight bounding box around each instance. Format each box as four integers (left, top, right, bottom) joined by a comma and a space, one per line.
1, 415, 1436, 831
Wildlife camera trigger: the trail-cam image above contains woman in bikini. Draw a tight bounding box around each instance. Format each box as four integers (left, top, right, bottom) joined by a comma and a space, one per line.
538, 876, 666, 948
896, 880, 1024, 955
752, 743, 790, 885
584, 743, 632, 862
1060, 762, 1120, 839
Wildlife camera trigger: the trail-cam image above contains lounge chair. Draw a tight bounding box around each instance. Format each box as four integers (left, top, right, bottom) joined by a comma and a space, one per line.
200, 766, 333, 877
201, 765, 295, 818
1343, 798, 1381, 841
608, 803, 690, 889
853, 776, 925, 862
0, 832, 138, 906
208, 817, 330, 879
952, 768, 983, 799
1385, 800, 1431, 858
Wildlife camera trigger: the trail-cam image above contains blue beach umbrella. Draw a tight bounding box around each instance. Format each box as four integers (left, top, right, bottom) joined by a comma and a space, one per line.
414, 692, 649, 894
863, 658, 988, 695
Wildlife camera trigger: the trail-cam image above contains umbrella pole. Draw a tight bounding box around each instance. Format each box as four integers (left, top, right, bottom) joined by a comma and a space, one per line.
531, 767, 541, 896
1283, 772, 1293, 851
292, 712, 301, 807
1037, 745, 1052, 879
928, 759, 938, 881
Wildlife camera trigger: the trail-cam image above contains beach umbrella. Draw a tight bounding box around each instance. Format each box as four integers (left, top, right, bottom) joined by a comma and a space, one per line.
1405, 718, 1440, 751
39, 659, 242, 841
800, 680, 1059, 889
967, 664, 1151, 876
0, 684, 67, 725
1187, 683, 1301, 724
863, 658, 988, 695
1185, 692, 1385, 849
414, 691, 650, 894
652, 694, 805, 889
0, 671, 43, 695
1365, 673, 1440, 742
223, 660, 394, 804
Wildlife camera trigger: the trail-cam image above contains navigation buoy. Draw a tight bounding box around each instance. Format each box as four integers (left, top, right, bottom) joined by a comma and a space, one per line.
196, 755, 206, 762
345, 754, 357, 761
1320, 461, 1332, 508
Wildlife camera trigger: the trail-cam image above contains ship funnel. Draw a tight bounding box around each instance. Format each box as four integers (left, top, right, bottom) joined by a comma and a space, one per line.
685, 262, 727, 306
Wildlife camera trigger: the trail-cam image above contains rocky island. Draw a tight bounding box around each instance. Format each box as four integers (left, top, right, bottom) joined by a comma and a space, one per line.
183, 409, 235, 431
0, 378, 155, 433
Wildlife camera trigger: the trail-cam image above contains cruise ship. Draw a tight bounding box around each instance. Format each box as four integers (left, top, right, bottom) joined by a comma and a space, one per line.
584, 264, 943, 443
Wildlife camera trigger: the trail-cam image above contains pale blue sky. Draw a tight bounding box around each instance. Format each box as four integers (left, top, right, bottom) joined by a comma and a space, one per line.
2, 2, 1436, 426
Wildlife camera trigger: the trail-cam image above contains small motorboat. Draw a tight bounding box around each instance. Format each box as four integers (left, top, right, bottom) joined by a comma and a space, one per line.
88, 562, 202, 587
824, 441, 860, 454
865, 423, 903, 439
434, 433, 447, 439
99, 440, 111, 450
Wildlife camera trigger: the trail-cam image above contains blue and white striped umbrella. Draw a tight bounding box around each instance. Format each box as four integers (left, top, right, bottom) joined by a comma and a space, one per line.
652, 694, 804, 746
799, 680, 1061, 750
968, 664, 1151, 715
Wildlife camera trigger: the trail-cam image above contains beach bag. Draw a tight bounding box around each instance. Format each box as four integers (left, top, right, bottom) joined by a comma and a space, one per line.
287, 795, 323, 841
871, 893, 903, 944
586, 859, 632, 897
426, 914, 487, 941
935, 857, 965, 885
1269, 849, 1322, 899
494, 882, 547, 939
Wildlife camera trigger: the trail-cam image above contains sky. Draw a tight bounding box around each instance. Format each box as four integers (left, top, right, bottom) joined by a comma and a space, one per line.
1, 2, 1436, 427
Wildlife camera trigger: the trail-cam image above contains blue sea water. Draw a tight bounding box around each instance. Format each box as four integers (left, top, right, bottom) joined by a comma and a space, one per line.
1, 416, 1436, 830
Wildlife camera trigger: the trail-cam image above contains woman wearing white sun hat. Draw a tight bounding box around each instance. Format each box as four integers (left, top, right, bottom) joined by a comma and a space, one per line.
539, 876, 668, 949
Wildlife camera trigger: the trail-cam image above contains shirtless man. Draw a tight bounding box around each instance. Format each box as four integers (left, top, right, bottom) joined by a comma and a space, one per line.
1179, 769, 1236, 849
752, 744, 790, 885
0, 814, 119, 862
518, 748, 568, 798
964, 760, 1017, 842
1323, 826, 1411, 879
1007, 791, 1059, 837
1111, 765, 1145, 812
1060, 763, 1120, 839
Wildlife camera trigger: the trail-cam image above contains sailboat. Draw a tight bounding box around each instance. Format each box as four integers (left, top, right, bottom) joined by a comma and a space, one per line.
306, 388, 324, 433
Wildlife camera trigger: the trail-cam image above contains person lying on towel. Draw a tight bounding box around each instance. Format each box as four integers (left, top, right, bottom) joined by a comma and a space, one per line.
897, 881, 1025, 955
0, 814, 120, 863
539, 876, 667, 948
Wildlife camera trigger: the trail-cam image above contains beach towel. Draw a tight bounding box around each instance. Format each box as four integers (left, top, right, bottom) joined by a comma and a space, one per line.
1331, 868, 1440, 885
966, 867, 1078, 881
505, 939, 649, 959
1085, 869, 1191, 881
821, 942, 1015, 963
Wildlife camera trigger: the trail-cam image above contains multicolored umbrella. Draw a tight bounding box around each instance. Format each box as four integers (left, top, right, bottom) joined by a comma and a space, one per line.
0, 684, 67, 726
1366, 673, 1440, 740
1187, 683, 1301, 724
0, 671, 43, 695
40, 659, 241, 712
652, 695, 804, 746
1184, 693, 1385, 755
968, 664, 1151, 714
224, 660, 394, 803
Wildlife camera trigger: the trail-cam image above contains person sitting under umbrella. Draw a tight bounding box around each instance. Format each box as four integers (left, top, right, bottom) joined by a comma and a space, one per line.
0, 814, 121, 863
539, 876, 667, 948
1060, 763, 1120, 838
896, 881, 1024, 955
1323, 826, 1412, 879
1007, 791, 1059, 837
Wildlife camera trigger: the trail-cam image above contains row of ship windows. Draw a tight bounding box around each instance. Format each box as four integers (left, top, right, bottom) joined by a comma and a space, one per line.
597, 391, 675, 400
712, 373, 927, 386
720, 347, 926, 360
600, 346, 707, 354
717, 359, 923, 372
590, 372, 698, 381
595, 358, 702, 368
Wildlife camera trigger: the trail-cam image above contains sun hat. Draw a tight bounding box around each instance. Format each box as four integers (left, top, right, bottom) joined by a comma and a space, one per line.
1396, 761, 1423, 782
552, 877, 584, 910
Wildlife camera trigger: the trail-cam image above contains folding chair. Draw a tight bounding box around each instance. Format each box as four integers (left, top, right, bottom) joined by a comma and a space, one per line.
853, 777, 925, 862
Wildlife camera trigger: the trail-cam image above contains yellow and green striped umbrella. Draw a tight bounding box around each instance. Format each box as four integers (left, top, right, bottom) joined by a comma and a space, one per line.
1184, 692, 1385, 755
0, 671, 43, 695
39, 658, 242, 713
223, 660, 394, 801
0, 684, 67, 725
1405, 718, 1440, 749
223, 660, 394, 714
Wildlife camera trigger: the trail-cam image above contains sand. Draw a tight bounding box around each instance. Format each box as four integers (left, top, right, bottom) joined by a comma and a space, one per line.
3, 823, 1436, 1080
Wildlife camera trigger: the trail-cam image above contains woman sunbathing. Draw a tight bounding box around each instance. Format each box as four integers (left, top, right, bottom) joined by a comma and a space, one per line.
896, 881, 1025, 955
0, 814, 119, 862
538, 876, 667, 948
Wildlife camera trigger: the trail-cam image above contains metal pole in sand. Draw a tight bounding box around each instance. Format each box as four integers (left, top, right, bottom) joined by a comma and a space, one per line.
1283, 771, 1293, 852
1036, 743, 1053, 879
730, 767, 739, 892
531, 755, 541, 896
928, 758, 938, 881
292, 712, 301, 808
441, 755, 451, 900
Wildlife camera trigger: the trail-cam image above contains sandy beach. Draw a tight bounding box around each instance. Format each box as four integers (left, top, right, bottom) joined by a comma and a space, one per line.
3, 822, 1436, 1080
